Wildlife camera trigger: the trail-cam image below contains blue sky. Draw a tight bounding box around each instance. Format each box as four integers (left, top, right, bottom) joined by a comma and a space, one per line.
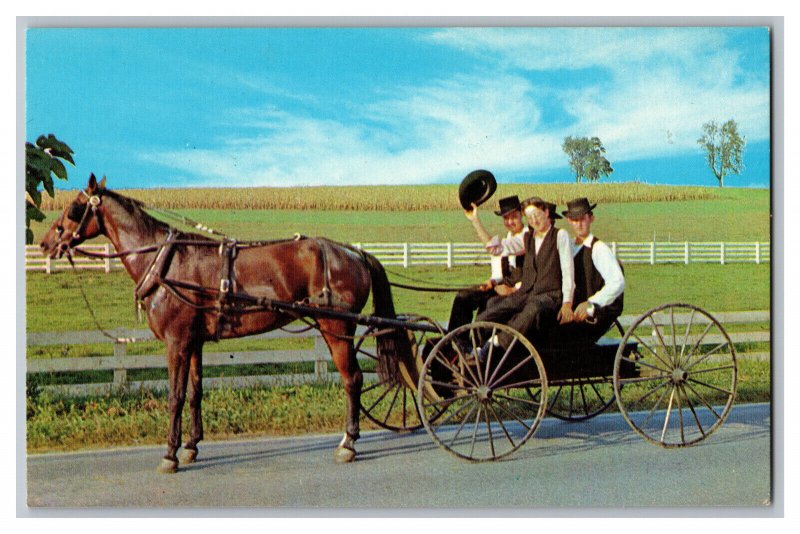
25, 26, 771, 190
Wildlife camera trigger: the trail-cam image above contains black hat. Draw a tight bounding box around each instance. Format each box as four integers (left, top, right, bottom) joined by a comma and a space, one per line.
458, 169, 497, 210
494, 195, 522, 216
562, 197, 597, 219
522, 196, 562, 219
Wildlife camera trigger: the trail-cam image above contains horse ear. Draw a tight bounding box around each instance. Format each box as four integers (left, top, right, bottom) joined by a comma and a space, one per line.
87, 173, 98, 192
99, 175, 107, 190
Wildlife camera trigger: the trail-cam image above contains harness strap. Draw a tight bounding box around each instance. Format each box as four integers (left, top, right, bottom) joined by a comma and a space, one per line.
214, 239, 238, 340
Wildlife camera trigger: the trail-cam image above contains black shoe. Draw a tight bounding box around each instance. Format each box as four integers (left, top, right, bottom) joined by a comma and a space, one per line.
476, 341, 492, 364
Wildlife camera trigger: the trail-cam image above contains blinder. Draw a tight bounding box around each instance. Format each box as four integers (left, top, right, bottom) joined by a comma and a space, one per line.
67, 202, 88, 223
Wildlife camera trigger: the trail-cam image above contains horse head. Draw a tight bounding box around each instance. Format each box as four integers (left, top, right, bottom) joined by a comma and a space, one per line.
40, 173, 107, 259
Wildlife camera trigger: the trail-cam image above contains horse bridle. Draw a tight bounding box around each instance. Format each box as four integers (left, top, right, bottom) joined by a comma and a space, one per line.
54, 190, 103, 255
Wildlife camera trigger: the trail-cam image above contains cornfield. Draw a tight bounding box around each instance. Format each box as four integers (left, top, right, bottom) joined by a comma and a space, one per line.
39, 183, 720, 211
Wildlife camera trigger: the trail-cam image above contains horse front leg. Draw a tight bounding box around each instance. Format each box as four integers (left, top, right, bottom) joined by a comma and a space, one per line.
157, 338, 191, 474
319, 320, 362, 463
178, 343, 203, 465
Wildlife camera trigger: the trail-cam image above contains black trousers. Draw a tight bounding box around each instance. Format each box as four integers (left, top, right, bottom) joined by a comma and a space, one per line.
447, 287, 494, 332
475, 289, 561, 347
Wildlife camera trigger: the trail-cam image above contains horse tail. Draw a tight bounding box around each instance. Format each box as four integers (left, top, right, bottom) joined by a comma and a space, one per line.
361, 251, 413, 382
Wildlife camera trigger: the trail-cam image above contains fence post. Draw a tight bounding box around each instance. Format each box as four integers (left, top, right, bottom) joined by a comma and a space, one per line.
755, 242, 760, 265
720, 242, 725, 265
104, 243, 111, 273
313, 335, 329, 382
650, 241, 656, 265
45, 254, 51, 274
446, 242, 453, 269
403, 243, 409, 268
113, 342, 127, 388
685, 241, 690, 265
611, 242, 617, 257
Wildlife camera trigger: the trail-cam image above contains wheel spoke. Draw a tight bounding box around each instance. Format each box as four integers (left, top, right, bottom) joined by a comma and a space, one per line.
485, 401, 515, 450
426, 379, 471, 392
494, 392, 544, 409
679, 308, 697, 367
588, 380, 611, 405
648, 315, 675, 364
641, 382, 671, 428
577, 380, 590, 416
616, 373, 671, 386
484, 406, 496, 458
482, 327, 498, 386
622, 354, 671, 375
487, 337, 519, 385
687, 364, 736, 376
469, 404, 482, 458
679, 383, 707, 438
549, 383, 564, 410
449, 339, 482, 388
684, 342, 732, 372
683, 381, 723, 420
436, 396, 478, 429
364, 380, 396, 412
659, 387, 677, 443
675, 382, 685, 444
436, 345, 478, 387
492, 395, 533, 431
488, 352, 536, 390
629, 378, 670, 406
468, 327, 484, 384
630, 332, 675, 371
683, 320, 716, 365
493, 377, 545, 391
686, 377, 734, 397
381, 382, 402, 425
361, 379, 389, 395
401, 383, 408, 428
447, 400, 480, 447
670, 307, 678, 366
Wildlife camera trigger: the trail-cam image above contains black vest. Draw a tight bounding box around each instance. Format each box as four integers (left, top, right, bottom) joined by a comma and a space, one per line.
519, 226, 562, 295
573, 237, 624, 316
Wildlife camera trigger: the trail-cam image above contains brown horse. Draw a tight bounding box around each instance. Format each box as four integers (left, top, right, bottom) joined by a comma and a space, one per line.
39, 174, 408, 472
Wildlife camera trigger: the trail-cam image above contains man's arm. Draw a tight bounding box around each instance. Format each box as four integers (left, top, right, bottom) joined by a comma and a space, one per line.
556, 228, 575, 324
485, 230, 526, 257
464, 203, 493, 245
588, 240, 625, 307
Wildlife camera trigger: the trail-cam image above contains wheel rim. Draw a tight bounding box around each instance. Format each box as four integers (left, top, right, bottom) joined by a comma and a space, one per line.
613, 303, 738, 447
357, 315, 444, 432
417, 322, 548, 462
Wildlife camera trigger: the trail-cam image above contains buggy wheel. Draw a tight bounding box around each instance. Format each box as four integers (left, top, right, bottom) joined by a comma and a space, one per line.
540, 378, 618, 421
357, 314, 444, 432
613, 303, 738, 447
417, 321, 548, 462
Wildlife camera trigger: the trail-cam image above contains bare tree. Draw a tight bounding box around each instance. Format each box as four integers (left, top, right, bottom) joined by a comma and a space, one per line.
697, 119, 745, 188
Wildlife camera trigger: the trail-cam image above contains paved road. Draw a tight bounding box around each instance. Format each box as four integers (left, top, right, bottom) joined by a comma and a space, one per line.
26, 403, 771, 511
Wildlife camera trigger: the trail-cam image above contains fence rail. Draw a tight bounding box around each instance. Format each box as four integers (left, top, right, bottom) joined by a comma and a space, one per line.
27, 310, 770, 396
27, 241, 771, 272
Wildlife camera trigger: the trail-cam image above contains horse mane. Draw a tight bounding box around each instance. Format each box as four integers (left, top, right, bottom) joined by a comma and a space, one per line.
99, 188, 214, 242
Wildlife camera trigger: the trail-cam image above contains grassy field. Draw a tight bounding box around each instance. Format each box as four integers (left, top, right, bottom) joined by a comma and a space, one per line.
25, 183, 772, 453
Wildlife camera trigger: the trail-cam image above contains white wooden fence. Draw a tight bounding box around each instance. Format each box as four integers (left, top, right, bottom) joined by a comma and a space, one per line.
26, 241, 771, 272
26, 310, 770, 397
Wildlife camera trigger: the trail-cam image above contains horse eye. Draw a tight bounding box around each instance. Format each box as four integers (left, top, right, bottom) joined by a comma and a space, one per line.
67, 203, 87, 222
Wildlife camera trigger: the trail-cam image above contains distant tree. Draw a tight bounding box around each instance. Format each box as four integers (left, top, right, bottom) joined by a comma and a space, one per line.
562, 136, 613, 183
25, 134, 74, 244
697, 119, 745, 188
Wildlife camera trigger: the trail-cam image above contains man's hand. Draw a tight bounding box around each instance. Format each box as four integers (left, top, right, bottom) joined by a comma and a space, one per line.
557, 302, 574, 324
478, 279, 496, 292
464, 202, 479, 222
573, 301, 590, 322
494, 284, 517, 297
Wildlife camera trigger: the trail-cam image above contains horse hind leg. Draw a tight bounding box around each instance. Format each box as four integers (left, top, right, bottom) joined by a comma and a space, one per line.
178, 344, 204, 465
318, 319, 362, 463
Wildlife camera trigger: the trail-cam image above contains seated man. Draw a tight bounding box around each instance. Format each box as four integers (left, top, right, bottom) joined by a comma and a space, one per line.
475, 196, 575, 352
447, 195, 528, 332
561, 197, 625, 344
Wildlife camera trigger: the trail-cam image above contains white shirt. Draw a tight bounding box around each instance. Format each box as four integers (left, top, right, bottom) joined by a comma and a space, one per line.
571, 234, 625, 308
534, 227, 575, 304
485, 226, 528, 260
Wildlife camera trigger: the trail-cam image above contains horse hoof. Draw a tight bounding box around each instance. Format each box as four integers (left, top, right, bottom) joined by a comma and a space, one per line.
334, 446, 356, 464
156, 458, 179, 474
178, 448, 198, 464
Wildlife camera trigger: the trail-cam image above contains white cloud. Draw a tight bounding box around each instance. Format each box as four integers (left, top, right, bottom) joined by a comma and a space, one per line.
144, 27, 770, 186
